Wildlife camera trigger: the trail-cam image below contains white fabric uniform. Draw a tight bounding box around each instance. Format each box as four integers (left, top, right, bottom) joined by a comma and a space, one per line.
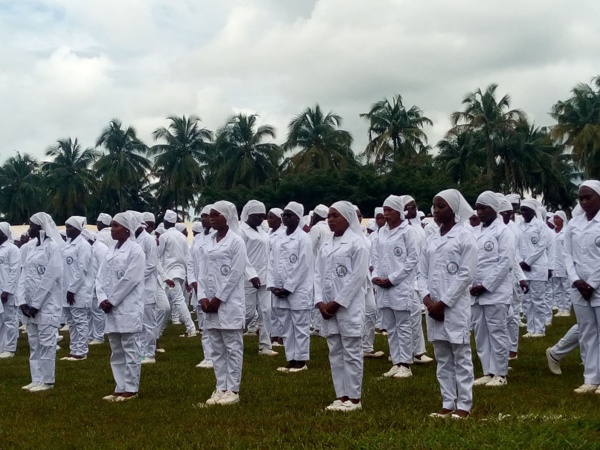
96, 228, 116, 248
267, 226, 314, 362
158, 227, 195, 334
505, 220, 526, 353
552, 228, 571, 314
418, 224, 478, 412
88, 240, 108, 342
315, 228, 369, 399
197, 230, 246, 393
268, 227, 286, 338
239, 222, 273, 350
18, 238, 63, 385
308, 220, 332, 333
96, 239, 145, 394
519, 217, 552, 334
408, 219, 427, 356
564, 210, 600, 385
136, 230, 158, 359
0, 239, 21, 353
62, 235, 93, 357
471, 218, 514, 377
549, 324, 580, 362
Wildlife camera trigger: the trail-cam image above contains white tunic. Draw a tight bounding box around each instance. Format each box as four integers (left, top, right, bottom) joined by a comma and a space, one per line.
418, 225, 478, 343
309, 220, 332, 257
96, 228, 115, 248
553, 229, 567, 278
96, 239, 145, 333
197, 231, 247, 330
187, 231, 214, 285
135, 230, 158, 304
239, 222, 269, 283
0, 240, 21, 307
518, 217, 552, 281
62, 235, 93, 307
314, 230, 369, 337
158, 227, 189, 280
89, 241, 108, 289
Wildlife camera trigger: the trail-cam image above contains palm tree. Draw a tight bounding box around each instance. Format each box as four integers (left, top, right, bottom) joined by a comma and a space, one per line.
435, 129, 485, 184
43, 138, 98, 222
360, 95, 432, 170
211, 114, 282, 189
450, 84, 526, 186
94, 119, 151, 212
550, 76, 600, 177
0, 152, 44, 224
150, 115, 213, 218
283, 105, 356, 172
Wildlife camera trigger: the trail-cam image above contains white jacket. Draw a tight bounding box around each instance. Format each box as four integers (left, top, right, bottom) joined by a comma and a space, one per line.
309, 220, 332, 257
0, 240, 21, 308
158, 227, 189, 280
267, 226, 314, 310
553, 229, 567, 278
314, 229, 369, 337
197, 230, 246, 330
62, 235, 93, 308
418, 224, 478, 344
96, 227, 115, 248
89, 241, 108, 299
96, 239, 145, 333
135, 230, 158, 305
518, 217, 552, 281
239, 222, 269, 283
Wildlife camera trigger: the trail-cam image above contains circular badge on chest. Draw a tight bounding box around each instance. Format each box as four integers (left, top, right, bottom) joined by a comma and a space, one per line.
0, 257, 5, 264
220, 265, 231, 276
289, 254, 298, 264
66, 256, 74, 265
336, 265, 348, 277
393, 246, 403, 257
37, 265, 46, 275
531, 236, 539, 244
117, 269, 125, 279
595, 237, 600, 247
484, 241, 494, 252
446, 262, 459, 275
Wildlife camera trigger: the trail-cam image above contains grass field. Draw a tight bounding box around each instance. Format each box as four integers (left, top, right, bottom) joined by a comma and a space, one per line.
0, 314, 598, 449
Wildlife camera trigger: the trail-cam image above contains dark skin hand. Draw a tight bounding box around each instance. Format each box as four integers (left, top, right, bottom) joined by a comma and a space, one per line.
271, 288, 290, 298
20, 304, 32, 317
200, 297, 222, 313
519, 261, 531, 272
371, 278, 393, 288
316, 302, 334, 320
1, 292, 8, 304
250, 277, 261, 289
573, 280, 594, 301
423, 294, 445, 321
519, 280, 529, 294
66, 291, 76, 306
99, 300, 114, 313
469, 285, 487, 296
325, 301, 340, 316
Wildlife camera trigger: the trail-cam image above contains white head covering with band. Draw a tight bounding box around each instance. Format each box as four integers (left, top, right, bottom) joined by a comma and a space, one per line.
435, 189, 474, 225
331, 201, 363, 239
314, 204, 329, 219
200, 204, 213, 216
581, 180, 600, 197
496, 194, 513, 213
506, 194, 521, 204
113, 212, 138, 239
554, 210, 567, 224
97, 213, 112, 226
383, 195, 406, 219
241, 200, 266, 222
30, 212, 65, 248
155, 223, 166, 235
476, 191, 501, 212
175, 223, 187, 233
164, 209, 177, 224
0, 222, 12, 241
128, 211, 146, 231
284, 202, 304, 220
81, 229, 95, 241
374, 207, 384, 217
65, 216, 87, 231
143, 212, 155, 223
212, 200, 240, 235
192, 222, 203, 233
269, 208, 283, 219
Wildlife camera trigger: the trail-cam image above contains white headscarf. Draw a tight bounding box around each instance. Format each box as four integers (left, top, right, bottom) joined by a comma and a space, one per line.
497, 195, 513, 213
374, 207, 384, 217
417, 211, 425, 218
175, 223, 187, 233
520, 198, 540, 212
554, 211, 567, 224
476, 191, 501, 212
581, 180, 600, 198
331, 201, 364, 239
284, 202, 304, 220
164, 209, 177, 224
573, 203, 584, 217
200, 204, 213, 216
241, 200, 266, 222
269, 208, 283, 219
212, 200, 240, 235
435, 189, 474, 225
314, 204, 329, 219
0, 222, 12, 241
97, 213, 112, 226
155, 223, 166, 235
143, 212, 155, 223
506, 194, 521, 204
128, 211, 146, 231
112, 211, 138, 239
65, 216, 87, 231
192, 221, 203, 233
81, 229, 95, 241
383, 195, 406, 219
30, 212, 65, 248
366, 219, 377, 232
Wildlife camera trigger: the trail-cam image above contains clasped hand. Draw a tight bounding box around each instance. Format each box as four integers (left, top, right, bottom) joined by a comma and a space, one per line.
316, 301, 340, 320
200, 297, 222, 313
423, 295, 445, 321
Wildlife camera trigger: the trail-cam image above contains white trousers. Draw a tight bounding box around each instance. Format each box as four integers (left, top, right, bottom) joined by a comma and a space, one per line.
88, 296, 105, 342
381, 308, 412, 365
432, 340, 474, 412
525, 281, 546, 334
472, 303, 509, 376
550, 324, 580, 361
26, 323, 57, 384
574, 302, 600, 385
208, 329, 243, 392
0, 304, 19, 352
194, 301, 213, 361
108, 332, 142, 393
277, 308, 310, 362
507, 288, 522, 353
411, 289, 426, 356
270, 294, 284, 338
362, 287, 377, 352
552, 277, 571, 313
64, 307, 90, 357
142, 304, 158, 358
169, 278, 196, 333
327, 335, 363, 399
544, 280, 554, 324
155, 284, 171, 338
244, 283, 273, 350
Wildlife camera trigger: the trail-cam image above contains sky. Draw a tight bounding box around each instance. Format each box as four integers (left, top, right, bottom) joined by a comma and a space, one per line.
0, 0, 598, 164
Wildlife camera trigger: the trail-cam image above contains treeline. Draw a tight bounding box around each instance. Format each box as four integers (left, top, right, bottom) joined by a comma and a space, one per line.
1, 77, 599, 225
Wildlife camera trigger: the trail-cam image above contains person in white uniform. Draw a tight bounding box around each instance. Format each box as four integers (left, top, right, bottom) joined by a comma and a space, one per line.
268, 202, 314, 372
470, 192, 514, 387
96, 212, 146, 402
315, 201, 369, 412
198, 201, 247, 406
546, 324, 581, 375
60, 216, 93, 361
519, 199, 553, 337
308, 204, 332, 336
267, 208, 285, 347
158, 209, 197, 337
239, 200, 277, 356
552, 211, 571, 316
19, 212, 64, 392
371, 195, 419, 379
96, 213, 115, 248
83, 230, 108, 345
0, 223, 21, 358
564, 181, 600, 394
419, 190, 478, 419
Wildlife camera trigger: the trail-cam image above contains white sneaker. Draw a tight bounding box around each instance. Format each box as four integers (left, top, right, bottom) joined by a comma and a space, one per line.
413, 354, 434, 364
546, 348, 561, 375
338, 400, 362, 412
364, 350, 385, 359
486, 376, 507, 387
103, 393, 120, 401
325, 400, 345, 411
0, 351, 15, 358
19, 325, 26, 331
59, 325, 69, 332
22, 382, 37, 390
258, 348, 278, 356
474, 375, 493, 386
29, 383, 54, 392
271, 342, 283, 347
56, 345, 61, 351
531, 333, 545, 338
196, 359, 213, 369
172, 320, 181, 325
89, 340, 104, 345
205, 390, 225, 406
522, 333, 536, 338
288, 364, 308, 373
574, 384, 599, 394
180, 330, 198, 338
518, 322, 527, 328
392, 366, 413, 379
217, 391, 239, 405
141, 357, 156, 364
244, 330, 257, 336
60, 355, 87, 361
56, 335, 64, 342
383, 365, 400, 378
156, 348, 166, 353
545, 321, 552, 327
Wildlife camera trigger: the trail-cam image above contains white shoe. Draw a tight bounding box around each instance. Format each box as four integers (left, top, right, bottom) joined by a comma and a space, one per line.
60, 355, 87, 361
180, 330, 198, 338
383, 365, 400, 378
518, 322, 527, 328
474, 375, 493, 386
217, 391, 239, 405
103, 394, 120, 401
89, 340, 104, 345
0, 351, 15, 358
552, 306, 559, 311
29, 383, 54, 392
172, 320, 181, 325
258, 348, 278, 356
59, 325, 69, 332
546, 348, 561, 375
205, 390, 225, 406
271, 342, 283, 347
277, 366, 290, 373
56, 335, 64, 342
113, 394, 137, 402
244, 330, 257, 336
56, 345, 61, 351
22, 382, 37, 390
141, 357, 156, 364
196, 359, 213, 369
413, 354, 434, 364
531, 333, 545, 338
545, 321, 552, 327
392, 366, 413, 379
574, 384, 599, 394
156, 348, 166, 353
486, 376, 507, 387
19, 325, 26, 331
337, 400, 362, 412
364, 350, 385, 359
522, 333, 535, 338
289, 364, 308, 373
325, 400, 345, 411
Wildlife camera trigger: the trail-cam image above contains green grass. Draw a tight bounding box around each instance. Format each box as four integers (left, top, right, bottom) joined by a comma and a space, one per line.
1, 315, 599, 449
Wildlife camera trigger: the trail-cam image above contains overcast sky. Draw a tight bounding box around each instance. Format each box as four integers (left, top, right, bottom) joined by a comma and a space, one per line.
1, 0, 598, 164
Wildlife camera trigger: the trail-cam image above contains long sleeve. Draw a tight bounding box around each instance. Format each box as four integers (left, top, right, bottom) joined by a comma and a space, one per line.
283, 236, 313, 294
215, 236, 247, 302
4, 246, 21, 295
370, 234, 380, 279
67, 241, 91, 294
388, 229, 419, 286
335, 241, 369, 308
108, 246, 145, 307
563, 223, 579, 285
524, 222, 551, 267
417, 244, 430, 300
31, 242, 62, 310
441, 233, 478, 308
481, 228, 514, 293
